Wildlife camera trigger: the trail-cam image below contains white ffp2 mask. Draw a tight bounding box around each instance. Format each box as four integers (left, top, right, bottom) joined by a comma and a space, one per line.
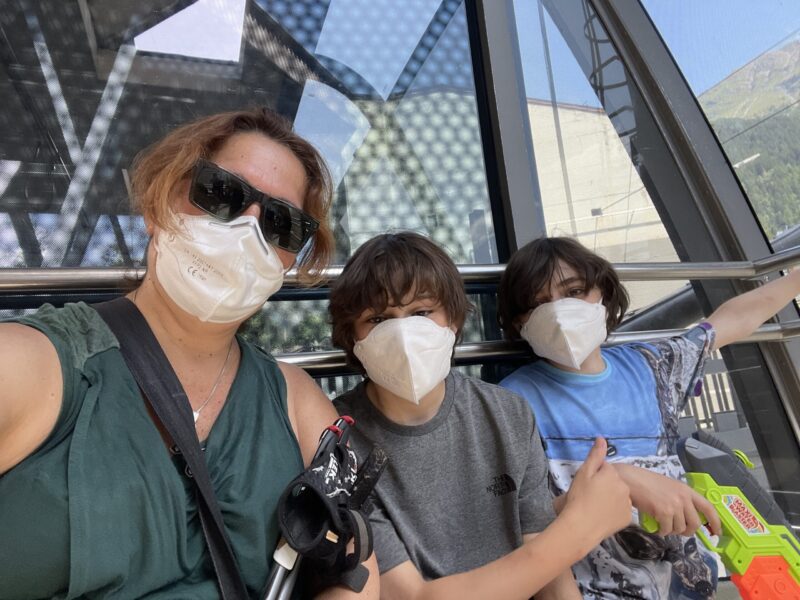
154, 214, 285, 323
353, 316, 456, 405
520, 298, 607, 369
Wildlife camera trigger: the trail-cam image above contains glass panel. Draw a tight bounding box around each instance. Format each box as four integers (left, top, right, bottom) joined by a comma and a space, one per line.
642, 0, 800, 519
642, 1, 800, 244
678, 353, 771, 488
239, 292, 493, 355
512, 0, 688, 312
0, 0, 496, 268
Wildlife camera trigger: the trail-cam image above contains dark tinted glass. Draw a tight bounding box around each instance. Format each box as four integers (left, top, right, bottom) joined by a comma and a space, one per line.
192, 165, 251, 219
191, 160, 318, 253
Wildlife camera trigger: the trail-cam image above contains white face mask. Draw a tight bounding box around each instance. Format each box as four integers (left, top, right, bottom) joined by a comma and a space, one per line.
353, 316, 456, 405
154, 213, 286, 323
520, 298, 607, 369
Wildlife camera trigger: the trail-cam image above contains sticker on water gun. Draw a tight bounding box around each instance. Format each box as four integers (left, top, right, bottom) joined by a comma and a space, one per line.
723, 494, 768, 535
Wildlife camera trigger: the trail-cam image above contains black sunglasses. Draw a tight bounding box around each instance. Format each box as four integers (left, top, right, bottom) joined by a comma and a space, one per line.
190, 159, 319, 254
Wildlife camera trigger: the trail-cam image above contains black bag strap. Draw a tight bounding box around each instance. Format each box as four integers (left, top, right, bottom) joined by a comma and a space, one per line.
94, 297, 248, 600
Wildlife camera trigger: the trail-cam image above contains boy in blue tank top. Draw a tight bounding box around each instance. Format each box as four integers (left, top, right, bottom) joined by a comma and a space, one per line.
498, 236, 800, 599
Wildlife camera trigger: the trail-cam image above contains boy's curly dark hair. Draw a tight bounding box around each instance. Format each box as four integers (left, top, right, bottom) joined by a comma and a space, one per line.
329, 232, 472, 373
497, 237, 629, 339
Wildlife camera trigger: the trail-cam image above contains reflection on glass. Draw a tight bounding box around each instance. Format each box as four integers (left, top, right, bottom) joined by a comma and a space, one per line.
314, 0, 442, 100
293, 80, 371, 188
134, 0, 247, 62
643, 1, 800, 243
512, 0, 687, 311
1, 0, 495, 269
239, 293, 491, 355
335, 2, 492, 262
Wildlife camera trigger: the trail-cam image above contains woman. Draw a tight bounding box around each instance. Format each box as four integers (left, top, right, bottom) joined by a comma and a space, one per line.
0, 108, 377, 598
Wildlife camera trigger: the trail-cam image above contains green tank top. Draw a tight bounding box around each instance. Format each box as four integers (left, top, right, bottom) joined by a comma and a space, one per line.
0, 303, 304, 599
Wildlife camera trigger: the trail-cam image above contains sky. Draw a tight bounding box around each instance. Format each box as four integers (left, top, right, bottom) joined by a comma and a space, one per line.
513, 0, 800, 105
643, 0, 800, 94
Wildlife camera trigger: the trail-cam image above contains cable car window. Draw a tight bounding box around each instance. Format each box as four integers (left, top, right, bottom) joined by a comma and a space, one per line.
643, 0, 800, 248
0, 0, 498, 353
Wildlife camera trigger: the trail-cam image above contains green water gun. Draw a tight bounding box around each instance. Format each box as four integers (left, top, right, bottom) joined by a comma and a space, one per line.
640, 431, 800, 599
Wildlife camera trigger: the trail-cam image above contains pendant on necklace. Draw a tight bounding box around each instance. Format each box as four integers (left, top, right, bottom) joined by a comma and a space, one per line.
193, 410, 200, 423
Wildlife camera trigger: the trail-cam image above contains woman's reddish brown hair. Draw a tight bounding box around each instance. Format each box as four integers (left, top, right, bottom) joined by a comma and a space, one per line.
131, 107, 334, 282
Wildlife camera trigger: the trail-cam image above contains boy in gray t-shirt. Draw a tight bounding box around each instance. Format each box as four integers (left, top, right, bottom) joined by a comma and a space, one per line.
328, 232, 634, 599
335, 371, 553, 578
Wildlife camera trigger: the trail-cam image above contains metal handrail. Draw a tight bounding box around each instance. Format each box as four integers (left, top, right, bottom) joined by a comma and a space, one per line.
0, 268, 145, 292
280, 319, 800, 375
3, 262, 799, 373
2, 244, 800, 293
614, 244, 800, 280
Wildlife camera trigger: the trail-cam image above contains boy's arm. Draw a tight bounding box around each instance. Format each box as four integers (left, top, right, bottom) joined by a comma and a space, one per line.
706, 268, 800, 350
381, 518, 586, 600
517, 410, 580, 599
552, 464, 721, 537
613, 464, 722, 536
379, 439, 631, 600
315, 554, 379, 599
524, 534, 581, 600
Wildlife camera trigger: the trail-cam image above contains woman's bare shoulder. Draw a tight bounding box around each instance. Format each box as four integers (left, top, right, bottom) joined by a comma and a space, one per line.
0, 322, 63, 473
277, 360, 338, 466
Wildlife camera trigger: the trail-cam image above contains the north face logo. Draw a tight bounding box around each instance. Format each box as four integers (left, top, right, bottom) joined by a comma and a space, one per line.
486, 474, 517, 497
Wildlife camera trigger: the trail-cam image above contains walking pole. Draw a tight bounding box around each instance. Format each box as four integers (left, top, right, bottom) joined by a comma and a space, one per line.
263, 417, 353, 600
276, 561, 301, 600
263, 538, 299, 600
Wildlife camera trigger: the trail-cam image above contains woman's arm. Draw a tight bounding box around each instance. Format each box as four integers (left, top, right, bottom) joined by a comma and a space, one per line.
280, 362, 380, 599
0, 323, 62, 474
280, 361, 340, 466
315, 562, 379, 600
707, 267, 800, 350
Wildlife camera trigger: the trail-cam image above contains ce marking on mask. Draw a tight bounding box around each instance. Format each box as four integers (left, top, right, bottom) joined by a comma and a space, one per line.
182, 250, 218, 282
184, 258, 210, 281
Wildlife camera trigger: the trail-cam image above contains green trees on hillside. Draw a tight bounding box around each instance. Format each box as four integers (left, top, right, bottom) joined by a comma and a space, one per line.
711, 106, 800, 239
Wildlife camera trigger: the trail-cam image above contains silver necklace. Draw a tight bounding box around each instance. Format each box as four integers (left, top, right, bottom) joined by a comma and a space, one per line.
132, 287, 234, 424
193, 339, 235, 423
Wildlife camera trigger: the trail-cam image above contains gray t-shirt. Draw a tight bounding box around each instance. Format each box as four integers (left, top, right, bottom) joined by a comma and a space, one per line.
334, 371, 555, 579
